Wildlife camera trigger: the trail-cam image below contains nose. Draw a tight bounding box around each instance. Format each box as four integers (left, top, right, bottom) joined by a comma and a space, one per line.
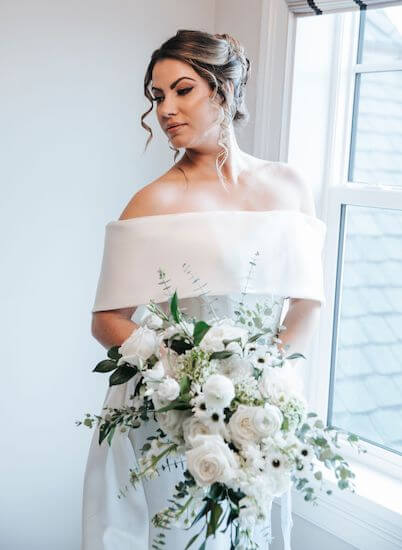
159, 94, 178, 118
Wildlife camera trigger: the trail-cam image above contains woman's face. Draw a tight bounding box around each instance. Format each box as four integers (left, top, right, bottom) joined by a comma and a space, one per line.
151, 58, 225, 150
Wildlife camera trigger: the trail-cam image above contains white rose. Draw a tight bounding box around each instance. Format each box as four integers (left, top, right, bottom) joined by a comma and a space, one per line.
186, 434, 238, 487
182, 417, 211, 446
199, 319, 248, 353
203, 374, 235, 410
157, 376, 180, 401
259, 359, 304, 400
228, 405, 260, 447
229, 405, 281, 448
253, 404, 283, 438
117, 326, 158, 367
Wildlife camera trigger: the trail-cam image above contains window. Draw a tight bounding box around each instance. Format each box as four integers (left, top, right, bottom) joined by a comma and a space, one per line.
287, 4, 402, 480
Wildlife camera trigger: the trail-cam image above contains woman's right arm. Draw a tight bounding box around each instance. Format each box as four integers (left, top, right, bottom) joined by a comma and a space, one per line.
92, 179, 175, 349
91, 307, 139, 350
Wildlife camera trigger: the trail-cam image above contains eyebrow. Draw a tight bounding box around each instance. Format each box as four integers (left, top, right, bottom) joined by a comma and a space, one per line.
151, 76, 196, 92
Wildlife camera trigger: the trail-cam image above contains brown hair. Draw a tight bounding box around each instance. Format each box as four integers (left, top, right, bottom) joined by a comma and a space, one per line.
140, 29, 251, 189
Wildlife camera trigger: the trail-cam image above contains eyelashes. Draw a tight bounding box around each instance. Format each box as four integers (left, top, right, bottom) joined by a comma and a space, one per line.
152, 87, 193, 103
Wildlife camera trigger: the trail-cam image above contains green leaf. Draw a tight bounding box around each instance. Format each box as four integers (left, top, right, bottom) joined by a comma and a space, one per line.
179, 375, 191, 395
183, 532, 201, 550
209, 350, 234, 360
207, 502, 222, 537
208, 483, 224, 501
189, 501, 209, 528
155, 399, 191, 413
247, 328, 272, 343
107, 425, 116, 446
107, 346, 122, 361
299, 422, 311, 435
313, 437, 328, 447
169, 338, 193, 355
193, 321, 211, 346
109, 365, 137, 386
99, 423, 112, 445
170, 291, 181, 323
93, 359, 118, 373
338, 479, 349, 490
285, 352, 306, 360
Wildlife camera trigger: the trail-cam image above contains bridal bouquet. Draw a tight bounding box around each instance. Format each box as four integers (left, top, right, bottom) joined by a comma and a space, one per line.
79, 269, 366, 549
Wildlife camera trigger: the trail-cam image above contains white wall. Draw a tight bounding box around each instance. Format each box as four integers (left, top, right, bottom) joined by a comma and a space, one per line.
0, 2, 216, 549
0, 1, 357, 549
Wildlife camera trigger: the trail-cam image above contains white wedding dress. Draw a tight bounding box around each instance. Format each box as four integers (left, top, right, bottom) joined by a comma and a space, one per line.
81, 210, 327, 550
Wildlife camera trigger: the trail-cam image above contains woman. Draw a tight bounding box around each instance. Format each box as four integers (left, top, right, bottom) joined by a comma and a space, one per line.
82, 29, 326, 550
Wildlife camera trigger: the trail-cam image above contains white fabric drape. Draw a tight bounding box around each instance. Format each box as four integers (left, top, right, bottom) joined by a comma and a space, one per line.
285, 0, 402, 16
91, 210, 327, 312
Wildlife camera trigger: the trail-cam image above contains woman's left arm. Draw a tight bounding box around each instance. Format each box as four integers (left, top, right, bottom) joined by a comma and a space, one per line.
275, 298, 322, 361
274, 162, 323, 360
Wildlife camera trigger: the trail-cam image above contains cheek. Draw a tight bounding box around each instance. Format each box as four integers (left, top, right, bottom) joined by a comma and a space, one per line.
191, 96, 221, 128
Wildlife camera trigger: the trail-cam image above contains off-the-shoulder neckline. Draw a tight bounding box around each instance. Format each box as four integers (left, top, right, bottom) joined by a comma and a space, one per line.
108, 209, 326, 226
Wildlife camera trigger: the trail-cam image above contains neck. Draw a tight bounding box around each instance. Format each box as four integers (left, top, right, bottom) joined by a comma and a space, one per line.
182, 125, 248, 185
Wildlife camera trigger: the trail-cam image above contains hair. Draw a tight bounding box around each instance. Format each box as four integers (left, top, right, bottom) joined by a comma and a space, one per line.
140, 29, 251, 190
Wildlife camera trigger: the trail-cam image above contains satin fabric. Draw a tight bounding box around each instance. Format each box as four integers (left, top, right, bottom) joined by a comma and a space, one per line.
91, 210, 327, 313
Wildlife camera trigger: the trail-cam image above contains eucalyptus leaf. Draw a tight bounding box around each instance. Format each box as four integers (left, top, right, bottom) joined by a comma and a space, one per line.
285, 352, 306, 360
247, 329, 272, 344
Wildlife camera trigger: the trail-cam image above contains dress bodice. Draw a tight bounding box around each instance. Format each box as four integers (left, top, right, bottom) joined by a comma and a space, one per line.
91, 209, 327, 315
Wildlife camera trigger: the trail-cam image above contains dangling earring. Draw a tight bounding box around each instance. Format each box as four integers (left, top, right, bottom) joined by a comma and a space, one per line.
216, 106, 232, 189
167, 135, 181, 163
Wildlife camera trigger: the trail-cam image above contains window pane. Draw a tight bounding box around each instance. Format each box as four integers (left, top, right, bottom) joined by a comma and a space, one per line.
361, 6, 402, 64
350, 70, 402, 186
329, 205, 402, 456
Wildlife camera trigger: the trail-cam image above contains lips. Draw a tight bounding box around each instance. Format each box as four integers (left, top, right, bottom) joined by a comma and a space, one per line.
167, 123, 186, 132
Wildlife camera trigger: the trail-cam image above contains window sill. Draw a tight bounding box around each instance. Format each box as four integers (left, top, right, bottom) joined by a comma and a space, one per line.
279, 460, 402, 549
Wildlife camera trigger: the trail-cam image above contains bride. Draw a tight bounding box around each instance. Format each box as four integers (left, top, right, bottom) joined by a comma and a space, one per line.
82, 29, 325, 550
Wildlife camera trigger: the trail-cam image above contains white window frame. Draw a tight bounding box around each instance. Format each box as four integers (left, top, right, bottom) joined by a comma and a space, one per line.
254, 1, 402, 547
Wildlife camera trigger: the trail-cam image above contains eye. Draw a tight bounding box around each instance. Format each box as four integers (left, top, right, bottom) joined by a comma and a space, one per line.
177, 87, 193, 96
152, 87, 193, 104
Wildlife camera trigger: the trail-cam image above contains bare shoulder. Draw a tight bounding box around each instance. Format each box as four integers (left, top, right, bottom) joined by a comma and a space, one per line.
118, 173, 183, 220
264, 161, 317, 217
